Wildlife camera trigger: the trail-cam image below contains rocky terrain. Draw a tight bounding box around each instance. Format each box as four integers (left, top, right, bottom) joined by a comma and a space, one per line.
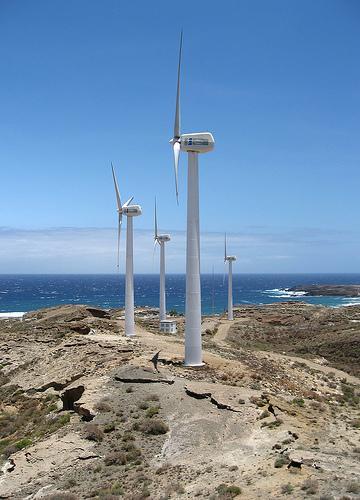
289, 285, 360, 297
0, 302, 359, 499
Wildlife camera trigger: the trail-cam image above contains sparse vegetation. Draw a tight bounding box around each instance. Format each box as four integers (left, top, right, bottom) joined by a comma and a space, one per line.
104, 451, 127, 466
140, 418, 169, 435
95, 399, 112, 412
274, 456, 288, 468
301, 478, 319, 494
281, 483, 294, 495
215, 483, 242, 498
15, 437, 32, 450
261, 418, 283, 429
0, 390, 71, 459
104, 422, 116, 433
83, 424, 104, 442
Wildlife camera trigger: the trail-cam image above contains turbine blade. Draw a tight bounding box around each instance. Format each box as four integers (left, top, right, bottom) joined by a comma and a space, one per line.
117, 213, 122, 269
174, 30, 182, 139
111, 163, 122, 211
152, 239, 158, 268
123, 196, 134, 208
154, 197, 158, 239
173, 141, 180, 204
224, 233, 227, 261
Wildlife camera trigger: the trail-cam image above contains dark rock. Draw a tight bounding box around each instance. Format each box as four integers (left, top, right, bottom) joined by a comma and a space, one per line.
61, 385, 85, 410
69, 323, 91, 335
289, 284, 360, 297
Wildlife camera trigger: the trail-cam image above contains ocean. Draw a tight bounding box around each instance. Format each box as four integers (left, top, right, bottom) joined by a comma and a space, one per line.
1, 274, 360, 316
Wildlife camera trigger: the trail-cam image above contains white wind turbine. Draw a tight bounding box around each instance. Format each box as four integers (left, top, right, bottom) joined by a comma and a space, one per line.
154, 198, 171, 322
170, 33, 215, 366
111, 163, 142, 337
224, 233, 237, 321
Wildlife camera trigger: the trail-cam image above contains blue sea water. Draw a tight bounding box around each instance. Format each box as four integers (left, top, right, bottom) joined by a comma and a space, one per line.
1, 274, 360, 315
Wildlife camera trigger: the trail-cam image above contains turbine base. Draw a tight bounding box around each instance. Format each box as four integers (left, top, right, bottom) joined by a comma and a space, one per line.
183, 361, 205, 368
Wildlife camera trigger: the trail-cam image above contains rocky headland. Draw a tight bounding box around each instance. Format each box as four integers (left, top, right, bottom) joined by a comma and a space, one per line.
0, 302, 359, 499
289, 284, 360, 297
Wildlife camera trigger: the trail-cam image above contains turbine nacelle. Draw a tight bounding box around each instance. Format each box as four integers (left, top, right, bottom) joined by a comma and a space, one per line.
156, 234, 171, 243
122, 205, 142, 217
180, 132, 215, 154
225, 256, 237, 262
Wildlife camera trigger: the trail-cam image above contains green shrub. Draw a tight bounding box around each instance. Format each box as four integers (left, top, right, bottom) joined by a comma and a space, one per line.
216, 484, 242, 497
291, 398, 305, 407
15, 438, 32, 450
146, 406, 160, 418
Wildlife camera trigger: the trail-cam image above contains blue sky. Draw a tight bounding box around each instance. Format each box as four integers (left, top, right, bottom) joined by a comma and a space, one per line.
0, 0, 359, 273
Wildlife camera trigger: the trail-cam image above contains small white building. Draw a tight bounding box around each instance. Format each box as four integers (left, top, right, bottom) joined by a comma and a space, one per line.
159, 319, 177, 334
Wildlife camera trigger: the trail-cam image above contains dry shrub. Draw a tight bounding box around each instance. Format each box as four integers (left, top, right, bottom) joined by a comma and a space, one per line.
301, 478, 319, 494
104, 451, 127, 466
95, 399, 112, 412
83, 423, 104, 442
140, 418, 169, 435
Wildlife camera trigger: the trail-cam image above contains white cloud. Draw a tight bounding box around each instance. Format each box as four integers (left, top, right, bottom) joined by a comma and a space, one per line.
0, 226, 359, 273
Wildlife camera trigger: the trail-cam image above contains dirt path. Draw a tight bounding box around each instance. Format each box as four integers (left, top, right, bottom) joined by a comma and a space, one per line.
213, 321, 231, 344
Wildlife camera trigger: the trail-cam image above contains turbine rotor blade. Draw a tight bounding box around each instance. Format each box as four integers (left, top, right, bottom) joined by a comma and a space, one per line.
152, 239, 158, 267
123, 196, 134, 208
111, 163, 122, 211
117, 213, 122, 269
154, 197, 158, 239
173, 141, 180, 204
224, 233, 227, 262
174, 30, 182, 139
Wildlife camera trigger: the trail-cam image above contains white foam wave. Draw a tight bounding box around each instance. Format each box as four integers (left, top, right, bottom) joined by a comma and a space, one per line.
263, 288, 307, 297
340, 297, 360, 307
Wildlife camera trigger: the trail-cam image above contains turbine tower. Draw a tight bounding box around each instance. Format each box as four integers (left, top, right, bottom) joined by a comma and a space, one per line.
170, 33, 215, 366
111, 164, 142, 337
154, 198, 171, 322
224, 233, 237, 321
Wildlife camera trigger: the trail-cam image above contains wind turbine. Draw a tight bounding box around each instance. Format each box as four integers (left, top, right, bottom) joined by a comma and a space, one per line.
170, 32, 215, 366
224, 233, 237, 321
111, 163, 142, 337
154, 198, 171, 322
